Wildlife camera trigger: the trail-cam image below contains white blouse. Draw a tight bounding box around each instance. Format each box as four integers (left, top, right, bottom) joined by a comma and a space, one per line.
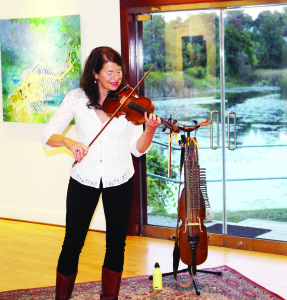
42, 88, 147, 188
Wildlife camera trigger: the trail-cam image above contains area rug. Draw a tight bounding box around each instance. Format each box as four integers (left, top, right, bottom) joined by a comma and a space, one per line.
0, 266, 284, 300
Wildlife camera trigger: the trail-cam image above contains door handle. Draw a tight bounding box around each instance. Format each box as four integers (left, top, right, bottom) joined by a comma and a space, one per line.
210, 110, 219, 150
227, 110, 236, 150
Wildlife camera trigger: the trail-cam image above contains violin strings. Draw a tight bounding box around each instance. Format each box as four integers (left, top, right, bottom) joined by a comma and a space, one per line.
127, 100, 152, 115
128, 100, 165, 122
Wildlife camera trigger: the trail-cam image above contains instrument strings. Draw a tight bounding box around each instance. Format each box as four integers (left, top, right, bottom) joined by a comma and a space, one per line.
127, 99, 152, 115
127, 99, 167, 124
185, 141, 211, 236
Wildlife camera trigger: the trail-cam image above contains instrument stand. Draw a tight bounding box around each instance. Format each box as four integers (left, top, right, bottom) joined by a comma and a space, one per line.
149, 266, 222, 296
149, 120, 222, 296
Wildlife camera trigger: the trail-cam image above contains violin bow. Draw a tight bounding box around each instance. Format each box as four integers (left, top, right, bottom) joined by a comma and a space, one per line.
72, 64, 156, 167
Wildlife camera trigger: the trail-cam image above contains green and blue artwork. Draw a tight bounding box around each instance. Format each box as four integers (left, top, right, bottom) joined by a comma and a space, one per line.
0, 14, 81, 123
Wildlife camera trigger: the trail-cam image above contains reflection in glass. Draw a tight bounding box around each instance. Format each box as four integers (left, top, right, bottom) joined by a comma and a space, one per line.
143, 10, 222, 229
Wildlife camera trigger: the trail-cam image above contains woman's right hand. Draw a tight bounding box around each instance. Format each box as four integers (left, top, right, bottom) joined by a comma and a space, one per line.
46, 134, 89, 163
64, 138, 89, 163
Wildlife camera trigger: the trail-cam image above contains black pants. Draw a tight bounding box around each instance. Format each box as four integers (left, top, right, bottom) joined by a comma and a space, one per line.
57, 176, 134, 276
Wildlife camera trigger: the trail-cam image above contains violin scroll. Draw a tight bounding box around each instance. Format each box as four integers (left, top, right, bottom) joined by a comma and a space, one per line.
162, 115, 180, 133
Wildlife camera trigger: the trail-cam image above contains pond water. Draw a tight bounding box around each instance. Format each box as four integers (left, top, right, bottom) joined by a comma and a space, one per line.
148, 90, 287, 213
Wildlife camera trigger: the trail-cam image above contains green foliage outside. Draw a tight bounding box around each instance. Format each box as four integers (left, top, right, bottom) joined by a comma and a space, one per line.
146, 146, 179, 215
213, 208, 287, 223
144, 69, 214, 98
148, 208, 287, 224
143, 9, 287, 98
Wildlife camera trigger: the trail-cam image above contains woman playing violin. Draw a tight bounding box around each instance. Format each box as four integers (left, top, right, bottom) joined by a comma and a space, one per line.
42, 46, 161, 300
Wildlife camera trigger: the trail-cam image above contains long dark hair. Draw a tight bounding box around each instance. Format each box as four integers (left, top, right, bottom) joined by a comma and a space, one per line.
80, 47, 126, 109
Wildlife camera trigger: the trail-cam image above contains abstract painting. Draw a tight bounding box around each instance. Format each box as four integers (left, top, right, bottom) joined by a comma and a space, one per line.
0, 14, 81, 123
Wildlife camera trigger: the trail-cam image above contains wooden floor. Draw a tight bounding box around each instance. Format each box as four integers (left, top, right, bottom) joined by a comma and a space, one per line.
0, 219, 286, 299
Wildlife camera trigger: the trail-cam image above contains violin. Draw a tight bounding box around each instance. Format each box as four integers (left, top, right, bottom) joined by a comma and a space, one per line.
103, 83, 180, 132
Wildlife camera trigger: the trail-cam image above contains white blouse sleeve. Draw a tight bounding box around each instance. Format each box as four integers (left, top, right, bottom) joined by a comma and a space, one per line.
41, 89, 76, 150
128, 122, 151, 157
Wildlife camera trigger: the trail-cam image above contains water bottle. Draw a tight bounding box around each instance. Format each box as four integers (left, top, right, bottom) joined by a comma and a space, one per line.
153, 262, 162, 290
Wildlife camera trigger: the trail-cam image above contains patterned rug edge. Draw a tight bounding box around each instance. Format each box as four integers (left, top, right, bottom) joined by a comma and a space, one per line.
0, 265, 284, 300
220, 265, 285, 300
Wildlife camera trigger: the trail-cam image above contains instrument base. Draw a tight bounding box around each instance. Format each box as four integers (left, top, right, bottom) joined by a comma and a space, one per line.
149, 268, 222, 296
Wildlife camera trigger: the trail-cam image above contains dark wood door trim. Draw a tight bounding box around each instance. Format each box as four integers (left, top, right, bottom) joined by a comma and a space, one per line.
141, 225, 287, 255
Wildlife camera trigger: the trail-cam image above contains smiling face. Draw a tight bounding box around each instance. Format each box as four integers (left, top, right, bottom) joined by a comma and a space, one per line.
95, 61, 123, 98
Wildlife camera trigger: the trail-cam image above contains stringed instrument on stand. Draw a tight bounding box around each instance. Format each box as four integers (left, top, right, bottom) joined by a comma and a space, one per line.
150, 121, 222, 295
178, 135, 210, 273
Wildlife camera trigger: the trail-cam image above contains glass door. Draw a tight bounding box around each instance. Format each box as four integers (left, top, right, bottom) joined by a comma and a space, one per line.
138, 4, 287, 244
222, 6, 287, 241
139, 9, 224, 231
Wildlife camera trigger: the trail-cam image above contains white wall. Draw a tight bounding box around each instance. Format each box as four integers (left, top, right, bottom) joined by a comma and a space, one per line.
0, 0, 121, 230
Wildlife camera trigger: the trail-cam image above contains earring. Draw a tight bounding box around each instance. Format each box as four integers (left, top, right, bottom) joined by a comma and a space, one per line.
95, 78, 97, 83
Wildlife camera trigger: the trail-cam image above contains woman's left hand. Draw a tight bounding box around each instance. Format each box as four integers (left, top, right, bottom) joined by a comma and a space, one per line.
136, 112, 161, 154
144, 112, 161, 132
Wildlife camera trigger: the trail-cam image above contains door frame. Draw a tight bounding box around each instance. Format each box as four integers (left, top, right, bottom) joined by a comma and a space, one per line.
120, 0, 287, 255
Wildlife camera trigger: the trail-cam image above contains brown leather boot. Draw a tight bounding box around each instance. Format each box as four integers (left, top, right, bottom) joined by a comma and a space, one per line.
55, 270, 77, 300
100, 267, 122, 300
